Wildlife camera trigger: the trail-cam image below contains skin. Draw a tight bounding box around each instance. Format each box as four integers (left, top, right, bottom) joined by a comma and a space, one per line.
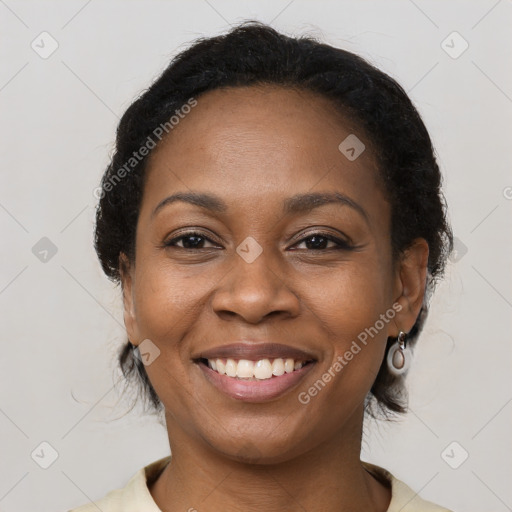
120, 85, 429, 512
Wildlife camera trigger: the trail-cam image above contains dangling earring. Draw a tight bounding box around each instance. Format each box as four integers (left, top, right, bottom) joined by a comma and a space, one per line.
387, 331, 411, 376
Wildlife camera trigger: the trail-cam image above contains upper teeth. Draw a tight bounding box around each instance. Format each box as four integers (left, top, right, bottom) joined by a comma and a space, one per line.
207, 358, 306, 380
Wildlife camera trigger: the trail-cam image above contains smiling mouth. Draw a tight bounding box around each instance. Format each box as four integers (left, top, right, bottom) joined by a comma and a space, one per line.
196, 357, 315, 380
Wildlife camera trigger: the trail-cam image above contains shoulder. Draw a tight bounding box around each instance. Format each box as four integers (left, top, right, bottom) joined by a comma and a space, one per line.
362, 461, 454, 512
67, 456, 171, 512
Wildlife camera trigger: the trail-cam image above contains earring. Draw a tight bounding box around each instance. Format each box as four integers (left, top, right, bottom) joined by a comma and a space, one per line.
387, 331, 411, 376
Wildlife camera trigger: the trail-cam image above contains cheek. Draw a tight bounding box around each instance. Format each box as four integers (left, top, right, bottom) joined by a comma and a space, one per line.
307, 260, 393, 338
303, 261, 393, 392
133, 261, 207, 338
131, 266, 205, 415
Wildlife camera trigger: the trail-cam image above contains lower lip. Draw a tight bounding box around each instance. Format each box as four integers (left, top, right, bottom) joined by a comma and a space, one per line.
196, 361, 316, 402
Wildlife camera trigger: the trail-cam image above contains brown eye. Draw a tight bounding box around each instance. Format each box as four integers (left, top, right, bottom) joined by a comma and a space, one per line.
165, 231, 220, 249
291, 232, 352, 251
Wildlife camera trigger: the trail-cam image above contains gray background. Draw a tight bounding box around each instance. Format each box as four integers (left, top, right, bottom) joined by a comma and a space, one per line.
1, 1, 511, 511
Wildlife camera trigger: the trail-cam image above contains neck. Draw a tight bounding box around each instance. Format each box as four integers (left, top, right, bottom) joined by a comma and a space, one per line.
149, 407, 390, 512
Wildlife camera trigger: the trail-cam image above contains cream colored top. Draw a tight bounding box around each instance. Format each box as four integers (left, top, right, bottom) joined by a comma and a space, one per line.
68, 456, 453, 511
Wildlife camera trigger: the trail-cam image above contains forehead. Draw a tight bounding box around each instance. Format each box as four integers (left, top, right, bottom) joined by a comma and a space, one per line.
141, 85, 385, 219
149, 85, 372, 163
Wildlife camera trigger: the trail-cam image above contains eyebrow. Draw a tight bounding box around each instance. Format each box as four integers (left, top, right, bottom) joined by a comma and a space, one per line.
152, 191, 369, 223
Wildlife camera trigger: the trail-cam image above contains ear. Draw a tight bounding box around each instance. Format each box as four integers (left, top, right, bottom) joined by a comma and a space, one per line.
389, 238, 429, 337
119, 252, 141, 346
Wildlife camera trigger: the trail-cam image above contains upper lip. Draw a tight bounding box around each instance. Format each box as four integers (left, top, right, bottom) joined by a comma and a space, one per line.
193, 342, 317, 362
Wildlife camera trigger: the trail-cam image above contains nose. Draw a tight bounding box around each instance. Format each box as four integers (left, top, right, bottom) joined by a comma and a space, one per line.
211, 249, 301, 324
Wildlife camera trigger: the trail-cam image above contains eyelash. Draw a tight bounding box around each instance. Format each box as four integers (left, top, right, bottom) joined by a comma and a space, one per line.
163, 230, 353, 251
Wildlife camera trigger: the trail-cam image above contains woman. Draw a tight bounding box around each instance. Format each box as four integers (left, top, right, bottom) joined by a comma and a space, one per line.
71, 21, 454, 512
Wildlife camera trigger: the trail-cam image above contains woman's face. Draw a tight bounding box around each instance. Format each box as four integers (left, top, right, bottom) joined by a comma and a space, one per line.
121, 85, 427, 463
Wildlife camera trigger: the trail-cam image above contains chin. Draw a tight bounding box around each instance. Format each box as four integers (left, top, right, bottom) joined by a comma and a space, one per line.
200, 424, 315, 466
